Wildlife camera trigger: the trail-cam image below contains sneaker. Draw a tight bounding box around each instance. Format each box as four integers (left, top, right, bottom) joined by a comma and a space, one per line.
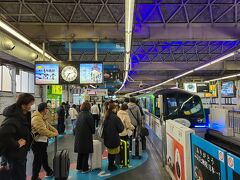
108, 165, 118, 172
81, 169, 90, 174
46, 170, 54, 177
76, 168, 83, 172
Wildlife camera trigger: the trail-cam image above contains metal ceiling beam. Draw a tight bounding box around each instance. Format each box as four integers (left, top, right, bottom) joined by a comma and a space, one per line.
134, 24, 240, 40
12, 24, 125, 41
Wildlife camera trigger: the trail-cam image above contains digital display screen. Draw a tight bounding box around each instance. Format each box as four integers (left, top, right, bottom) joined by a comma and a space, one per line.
221, 81, 235, 97
80, 63, 103, 84
35, 63, 59, 84
197, 83, 209, 93
184, 83, 197, 93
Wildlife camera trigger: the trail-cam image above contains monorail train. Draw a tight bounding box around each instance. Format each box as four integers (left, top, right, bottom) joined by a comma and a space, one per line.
137, 88, 207, 128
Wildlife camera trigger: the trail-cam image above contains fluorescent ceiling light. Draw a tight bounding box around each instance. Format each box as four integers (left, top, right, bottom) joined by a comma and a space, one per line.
206, 73, 240, 82
0, 19, 57, 61
173, 70, 194, 80
126, 51, 236, 96
90, 85, 96, 89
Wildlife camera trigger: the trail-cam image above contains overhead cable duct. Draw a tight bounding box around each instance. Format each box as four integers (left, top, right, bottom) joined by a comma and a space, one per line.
0, 36, 15, 50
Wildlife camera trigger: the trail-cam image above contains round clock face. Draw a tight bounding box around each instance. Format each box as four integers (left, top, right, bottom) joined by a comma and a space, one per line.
61, 66, 78, 82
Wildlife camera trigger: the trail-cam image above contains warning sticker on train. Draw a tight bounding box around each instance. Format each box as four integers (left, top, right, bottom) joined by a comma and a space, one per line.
227, 155, 234, 169
218, 150, 224, 163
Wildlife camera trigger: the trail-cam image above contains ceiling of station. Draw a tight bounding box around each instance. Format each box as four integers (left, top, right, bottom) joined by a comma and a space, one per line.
1, 0, 240, 94
122, 0, 240, 93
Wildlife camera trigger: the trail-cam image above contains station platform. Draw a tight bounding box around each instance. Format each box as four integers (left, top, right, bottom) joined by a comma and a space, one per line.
25, 120, 170, 180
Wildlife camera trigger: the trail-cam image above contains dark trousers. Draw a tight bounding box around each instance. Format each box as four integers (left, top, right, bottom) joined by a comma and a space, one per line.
120, 135, 128, 142
8, 158, 27, 180
92, 114, 99, 128
77, 153, 89, 171
57, 119, 65, 134
32, 141, 52, 179
108, 154, 116, 168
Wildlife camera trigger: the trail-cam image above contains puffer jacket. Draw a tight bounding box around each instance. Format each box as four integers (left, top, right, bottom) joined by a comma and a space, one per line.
117, 110, 135, 137
103, 112, 124, 149
127, 103, 142, 126
32, 111, 57, 143
69, 107, 78, 120
0, 104, 32, 160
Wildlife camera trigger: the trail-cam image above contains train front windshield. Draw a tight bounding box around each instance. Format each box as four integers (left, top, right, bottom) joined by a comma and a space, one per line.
166, 93, 205, 127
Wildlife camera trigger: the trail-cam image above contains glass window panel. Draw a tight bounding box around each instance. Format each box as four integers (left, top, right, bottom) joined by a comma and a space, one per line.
21, 70, 29, 93
28, 73, 35, 93
2, 66, 12, 92
16, 74, 21, 92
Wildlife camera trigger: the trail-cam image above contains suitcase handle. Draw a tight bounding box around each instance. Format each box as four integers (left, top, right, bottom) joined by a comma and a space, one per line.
54, 136, 58, 154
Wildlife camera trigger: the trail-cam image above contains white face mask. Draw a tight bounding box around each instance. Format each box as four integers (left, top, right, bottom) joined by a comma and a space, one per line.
47, 103, 51, 107
30, 103, 36, 111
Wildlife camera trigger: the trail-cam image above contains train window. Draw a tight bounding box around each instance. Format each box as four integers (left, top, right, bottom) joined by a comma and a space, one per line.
179, 96, 201, 115
167, 97, 178, 116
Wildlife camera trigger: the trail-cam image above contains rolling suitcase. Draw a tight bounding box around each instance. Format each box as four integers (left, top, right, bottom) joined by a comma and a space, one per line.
117, 139, 130, 167
132, 137, 142, 159
89, 140, 102, 170
141, 136, 146, 150
53, 137, 70, 180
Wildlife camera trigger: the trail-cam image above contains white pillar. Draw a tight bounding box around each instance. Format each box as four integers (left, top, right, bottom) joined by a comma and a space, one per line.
237, 80, 240, 109
217, 80, 222, 107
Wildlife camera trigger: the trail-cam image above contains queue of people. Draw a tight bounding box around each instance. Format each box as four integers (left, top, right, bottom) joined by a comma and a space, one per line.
0, 93, 145, 179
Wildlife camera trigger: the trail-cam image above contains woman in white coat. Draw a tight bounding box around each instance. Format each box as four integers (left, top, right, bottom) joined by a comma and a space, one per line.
117, 103, 135, 141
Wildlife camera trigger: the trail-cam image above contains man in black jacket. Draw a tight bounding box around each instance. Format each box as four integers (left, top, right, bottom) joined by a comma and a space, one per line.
0, 93, 35, 180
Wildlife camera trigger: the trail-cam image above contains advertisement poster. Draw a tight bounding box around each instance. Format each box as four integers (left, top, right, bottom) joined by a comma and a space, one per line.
167, 133, 185, 180
52, 85, 62, 95
193, 145, 221, 180
35, 63, 59, 84
191, 134, 227, 180
80, 63, 103, 84
221, 81, 235, 98
227, 153, 240, 180
166, 121, 194, 180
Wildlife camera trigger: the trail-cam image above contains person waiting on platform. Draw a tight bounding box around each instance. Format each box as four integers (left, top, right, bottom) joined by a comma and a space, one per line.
91, 101, 100, 128
103, 103, 124, 172
31, 102, 58, 180
69, 104, 78, 135
0, 93, 35, 180
57, 102, 66, 134
74, 101, 95, 173
128, 97, 142, 137
117, 104, 135, 142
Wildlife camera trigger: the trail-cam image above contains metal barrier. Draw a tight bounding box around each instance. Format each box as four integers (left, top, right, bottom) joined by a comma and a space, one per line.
228, 110, 240, 134
144, 110, 167, 167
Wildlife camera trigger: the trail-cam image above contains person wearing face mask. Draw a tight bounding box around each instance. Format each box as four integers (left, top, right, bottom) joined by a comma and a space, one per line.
103, 102, 124, 171
31, 102, 58, 180
0, 93, 35, 180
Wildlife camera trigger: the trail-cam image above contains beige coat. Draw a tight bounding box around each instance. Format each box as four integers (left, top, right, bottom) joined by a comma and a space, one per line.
32, 111, 58, 142
117, 110, 135, 137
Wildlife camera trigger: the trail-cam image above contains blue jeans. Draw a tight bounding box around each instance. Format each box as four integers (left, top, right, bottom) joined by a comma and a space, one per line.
71, 119, 77, 130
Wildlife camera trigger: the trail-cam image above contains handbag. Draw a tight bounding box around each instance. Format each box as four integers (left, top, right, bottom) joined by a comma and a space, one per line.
97, 122, 104, 138
139, 127, 149, 137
